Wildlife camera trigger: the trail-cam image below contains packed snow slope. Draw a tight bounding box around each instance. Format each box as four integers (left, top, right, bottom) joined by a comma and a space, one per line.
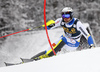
0, 47, 100, 72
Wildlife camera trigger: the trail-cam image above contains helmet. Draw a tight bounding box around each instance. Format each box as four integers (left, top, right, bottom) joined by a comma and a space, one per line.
62, 7, 73, 13
61, 7, 73, 19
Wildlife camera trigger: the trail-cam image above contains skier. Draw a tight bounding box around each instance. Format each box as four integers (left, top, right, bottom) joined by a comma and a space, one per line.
31, 7, 95, 60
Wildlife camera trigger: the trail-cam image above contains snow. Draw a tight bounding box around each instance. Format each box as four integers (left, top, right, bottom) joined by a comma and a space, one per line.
0, 47, 100, 72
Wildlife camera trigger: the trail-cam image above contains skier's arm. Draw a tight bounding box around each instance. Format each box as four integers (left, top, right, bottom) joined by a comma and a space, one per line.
77, 21, 94, 47
47, 18, 62, 30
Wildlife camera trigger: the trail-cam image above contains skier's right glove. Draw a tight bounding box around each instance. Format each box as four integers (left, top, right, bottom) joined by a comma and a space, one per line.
48, 24, 55, 27
47, 24, 55, 30
89, 44, 95, 49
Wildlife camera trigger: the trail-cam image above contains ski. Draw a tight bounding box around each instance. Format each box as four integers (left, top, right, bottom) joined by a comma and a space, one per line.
4, 62, 23, 66
4, 51, 46, 66
4, 58, 34, 66
20, 58, 34, 63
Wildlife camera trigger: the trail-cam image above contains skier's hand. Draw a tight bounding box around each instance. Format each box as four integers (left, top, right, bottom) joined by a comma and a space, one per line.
48, 24, 55, 28
89, 44, 95, 49
48, 24, 55, 27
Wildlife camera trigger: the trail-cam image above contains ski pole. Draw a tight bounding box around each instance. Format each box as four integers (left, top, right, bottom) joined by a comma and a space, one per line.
29, 20, 55, 30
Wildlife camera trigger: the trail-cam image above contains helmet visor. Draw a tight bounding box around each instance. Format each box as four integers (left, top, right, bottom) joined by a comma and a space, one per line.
62, 14, 70, 18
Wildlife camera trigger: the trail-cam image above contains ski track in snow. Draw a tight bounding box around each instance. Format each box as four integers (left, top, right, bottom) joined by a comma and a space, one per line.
0, 28, 63, 67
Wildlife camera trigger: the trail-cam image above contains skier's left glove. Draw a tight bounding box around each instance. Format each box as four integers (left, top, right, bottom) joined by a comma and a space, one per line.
89, 44, 95, 49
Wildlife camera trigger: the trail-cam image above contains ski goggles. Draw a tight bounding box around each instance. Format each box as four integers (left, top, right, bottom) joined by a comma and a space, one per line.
62, 14, 70, 18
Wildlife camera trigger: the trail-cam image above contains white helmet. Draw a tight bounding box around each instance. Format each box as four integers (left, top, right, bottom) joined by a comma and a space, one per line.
61, 7, 73, 19
62, 7, 73, 13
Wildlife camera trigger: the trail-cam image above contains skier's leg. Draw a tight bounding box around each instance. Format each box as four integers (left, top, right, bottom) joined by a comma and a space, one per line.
61, 35, 80, 51
33, 36, 66, 60
46, 39, 65, 56
31, 51, 46, 59
32, 35, 80, 61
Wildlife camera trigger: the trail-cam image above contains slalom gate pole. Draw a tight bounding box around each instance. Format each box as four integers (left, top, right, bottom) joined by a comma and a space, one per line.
44, 0, 56, 55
